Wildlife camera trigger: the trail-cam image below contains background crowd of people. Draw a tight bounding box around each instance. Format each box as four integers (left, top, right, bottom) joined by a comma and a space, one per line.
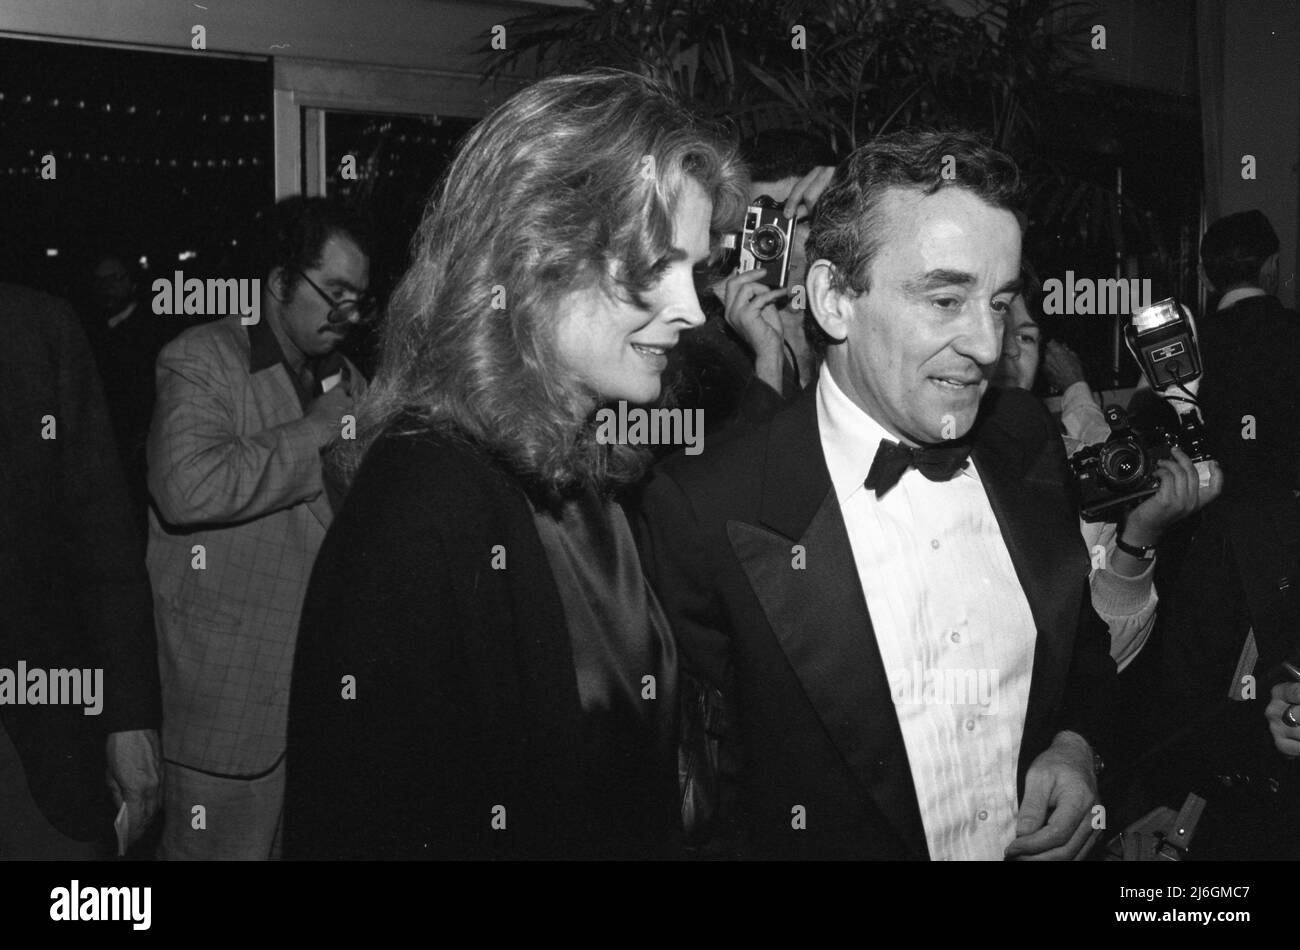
2, 65, 1299, 863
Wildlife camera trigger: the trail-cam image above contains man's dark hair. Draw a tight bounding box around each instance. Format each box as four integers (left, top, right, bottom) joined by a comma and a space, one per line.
803, 129, 1024, 353
255, 196, 372, 297
739, 129, 836, 186
1200, 209, 1279, 291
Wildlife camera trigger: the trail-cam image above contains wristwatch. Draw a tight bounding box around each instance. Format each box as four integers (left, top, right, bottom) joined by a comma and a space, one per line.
1115, 534, 1156, 561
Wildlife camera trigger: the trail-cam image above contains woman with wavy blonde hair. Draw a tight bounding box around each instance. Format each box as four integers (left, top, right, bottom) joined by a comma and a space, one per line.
285, 70, 747, 859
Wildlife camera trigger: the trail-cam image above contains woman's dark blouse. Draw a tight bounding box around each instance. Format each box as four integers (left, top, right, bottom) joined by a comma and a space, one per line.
532, 491, 679, 852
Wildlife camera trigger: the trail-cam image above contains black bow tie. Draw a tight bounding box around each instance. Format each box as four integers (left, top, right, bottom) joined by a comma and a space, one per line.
864, 438, 971, 497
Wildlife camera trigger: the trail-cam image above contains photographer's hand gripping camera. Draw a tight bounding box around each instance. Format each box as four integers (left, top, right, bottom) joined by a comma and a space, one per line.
1072, 298, 1216, 522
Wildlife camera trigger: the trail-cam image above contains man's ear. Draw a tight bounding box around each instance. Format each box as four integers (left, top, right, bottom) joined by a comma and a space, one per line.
806, 259, 854, 344
267, 267, 290, 302
1260, 252, 1280, 295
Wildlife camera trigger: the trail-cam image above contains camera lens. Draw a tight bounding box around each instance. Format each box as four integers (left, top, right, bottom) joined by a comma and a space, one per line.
1099, 438, 1148, 489
750, 225, 786, 261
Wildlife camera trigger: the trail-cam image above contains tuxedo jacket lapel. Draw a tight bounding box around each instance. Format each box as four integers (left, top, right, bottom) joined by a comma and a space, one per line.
727, 390, 929, 858
723, 384, 1088, 847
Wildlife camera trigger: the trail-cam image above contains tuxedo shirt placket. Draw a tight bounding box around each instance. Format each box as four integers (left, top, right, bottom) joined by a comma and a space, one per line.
818, 371, 1037, 860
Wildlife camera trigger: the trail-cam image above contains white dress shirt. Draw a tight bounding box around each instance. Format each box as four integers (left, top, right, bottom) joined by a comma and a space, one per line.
817, 369, 1038, 860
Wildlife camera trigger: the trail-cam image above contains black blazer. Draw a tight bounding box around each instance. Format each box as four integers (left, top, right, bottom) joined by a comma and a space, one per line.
0, 285, 160, 841
1197, 294, 1300, 497
636, 384, 1117, 859
1160, 490, 1300, 763
285, 423, 680, 859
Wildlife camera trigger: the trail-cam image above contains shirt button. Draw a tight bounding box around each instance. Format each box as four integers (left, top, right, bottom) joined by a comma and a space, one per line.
965, 719, 976, 731
949, 630, 961, 643
978, 809, 989, 821
931, 539, 940, 550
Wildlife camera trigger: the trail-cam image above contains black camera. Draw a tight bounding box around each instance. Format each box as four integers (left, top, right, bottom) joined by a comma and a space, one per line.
1071, 405, 1212, 523
719, 195, 794, 290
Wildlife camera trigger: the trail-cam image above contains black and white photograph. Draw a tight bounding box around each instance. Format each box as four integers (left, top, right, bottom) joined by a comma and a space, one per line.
0, 0, 1297, 932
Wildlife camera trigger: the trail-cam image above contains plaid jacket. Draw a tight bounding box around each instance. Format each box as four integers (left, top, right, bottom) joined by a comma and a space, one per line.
146, 314, 364, 776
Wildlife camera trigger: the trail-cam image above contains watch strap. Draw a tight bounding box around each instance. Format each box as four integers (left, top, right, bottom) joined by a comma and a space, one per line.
1115, 534, 1156, 560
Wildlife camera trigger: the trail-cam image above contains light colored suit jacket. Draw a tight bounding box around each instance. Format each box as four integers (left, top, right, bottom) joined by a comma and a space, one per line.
146, 314, 364, 776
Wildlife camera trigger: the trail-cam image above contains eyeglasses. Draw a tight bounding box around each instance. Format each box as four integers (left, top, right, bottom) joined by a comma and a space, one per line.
294, 269, 378, 325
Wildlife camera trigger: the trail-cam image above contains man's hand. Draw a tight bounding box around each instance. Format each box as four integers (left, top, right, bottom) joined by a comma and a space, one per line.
781, 165, 836, 221
306, 386, 355, 448
1266, 682, 1300, 758
1042, 340, 1087, 391
713, 268, 788, 391
717, 269, 785, 350
1122, 447, 1224, 547
1005, 731, 1100, 860
105, 729, 161, 848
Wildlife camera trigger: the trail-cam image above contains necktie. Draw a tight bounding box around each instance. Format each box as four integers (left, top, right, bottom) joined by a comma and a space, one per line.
864, 438, 971, 497
298, 359, 319, 398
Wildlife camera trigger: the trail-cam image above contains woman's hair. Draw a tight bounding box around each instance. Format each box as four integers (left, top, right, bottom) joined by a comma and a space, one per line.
334, 69, 747, 500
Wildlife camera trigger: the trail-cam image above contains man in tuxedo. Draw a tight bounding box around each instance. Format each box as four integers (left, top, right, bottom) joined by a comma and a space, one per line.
638, 130, 1117, 860
0, 284, 161, 857
1195, 210, 1300, 498
146, 197, 371, 859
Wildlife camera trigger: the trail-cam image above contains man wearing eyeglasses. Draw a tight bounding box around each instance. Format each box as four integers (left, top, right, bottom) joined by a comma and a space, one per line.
145, 196, 373, 860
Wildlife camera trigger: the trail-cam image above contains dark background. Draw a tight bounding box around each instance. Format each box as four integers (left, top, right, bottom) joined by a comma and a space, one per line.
0, 39, 274, 309
0, 4, 1206, 387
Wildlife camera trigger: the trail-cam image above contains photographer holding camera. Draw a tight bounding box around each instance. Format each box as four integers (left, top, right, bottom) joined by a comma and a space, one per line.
674, 131, 834, 432
995, 286, 1223, 672
714, 148, 833, 390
